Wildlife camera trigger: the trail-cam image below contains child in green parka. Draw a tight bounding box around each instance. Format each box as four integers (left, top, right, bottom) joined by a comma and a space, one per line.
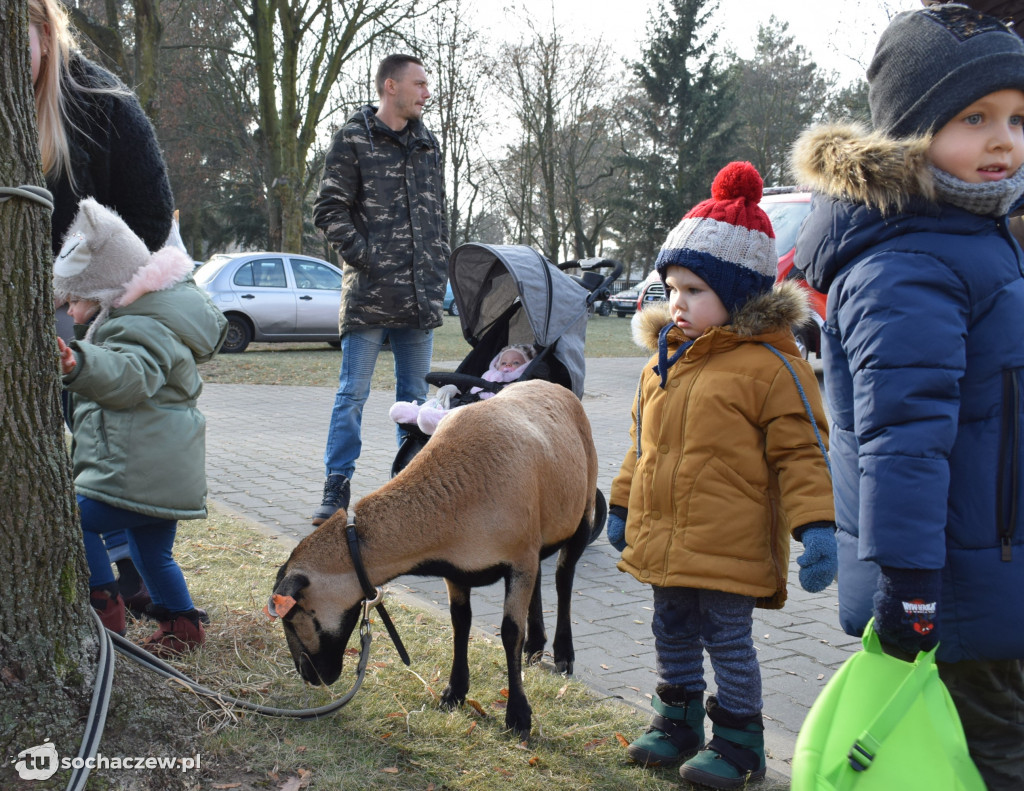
55, 198, 227, 656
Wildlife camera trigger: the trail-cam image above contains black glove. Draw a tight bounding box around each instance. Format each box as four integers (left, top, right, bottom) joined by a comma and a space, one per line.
872, 566, 941, 659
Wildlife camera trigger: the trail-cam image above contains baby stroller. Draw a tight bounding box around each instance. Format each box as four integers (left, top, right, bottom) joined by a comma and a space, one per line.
392, 242, 622, 544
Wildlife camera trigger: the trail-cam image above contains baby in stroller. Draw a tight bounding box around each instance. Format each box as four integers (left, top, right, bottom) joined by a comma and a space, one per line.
389, 344, 536, 435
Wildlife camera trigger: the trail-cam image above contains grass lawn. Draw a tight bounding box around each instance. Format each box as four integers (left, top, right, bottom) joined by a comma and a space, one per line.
200, 313, 646, 390
135, 505, 767, 791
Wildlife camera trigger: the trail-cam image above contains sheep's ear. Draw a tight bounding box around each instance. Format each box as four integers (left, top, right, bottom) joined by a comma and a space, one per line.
265, 573, 309, 619
276, 573, 309, 599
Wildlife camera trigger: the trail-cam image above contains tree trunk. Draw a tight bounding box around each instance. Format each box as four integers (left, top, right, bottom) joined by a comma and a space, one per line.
0, 4, 100, 782
1, 10, 202, 789
133, 0, 164, 121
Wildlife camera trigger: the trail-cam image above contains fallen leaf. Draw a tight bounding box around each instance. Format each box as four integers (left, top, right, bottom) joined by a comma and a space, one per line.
615, 732, 630, 747
212, 785, 241, 790
529, 756, 540, 766
556, 683, 569, 699
583, 737, 609, 751
381, 767, 399, 774
381, 732, 393, 739
493, 767, 513, 777
466, 699, 488, 717
465, 721, 477, 735
600, 663, 610, 670
499, 688, 509, 698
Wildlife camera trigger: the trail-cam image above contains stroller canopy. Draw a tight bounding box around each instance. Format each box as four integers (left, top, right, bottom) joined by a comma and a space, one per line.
448, 243, 590, 397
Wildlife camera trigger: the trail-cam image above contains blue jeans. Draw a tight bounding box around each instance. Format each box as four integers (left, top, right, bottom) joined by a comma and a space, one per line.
652, 585, 762, 718
78, 496, 194, 613
323, 326, 433, 479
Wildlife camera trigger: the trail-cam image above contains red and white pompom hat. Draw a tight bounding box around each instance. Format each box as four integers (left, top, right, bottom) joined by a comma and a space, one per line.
654, 161, 777, 315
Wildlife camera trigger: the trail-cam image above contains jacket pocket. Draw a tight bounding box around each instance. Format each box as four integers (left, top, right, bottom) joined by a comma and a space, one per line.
684, 455, 770, 561
998, 368, 1023, 560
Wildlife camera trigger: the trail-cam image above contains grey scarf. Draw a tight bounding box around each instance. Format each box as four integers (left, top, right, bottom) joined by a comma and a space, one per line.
929, 164, 1024, 217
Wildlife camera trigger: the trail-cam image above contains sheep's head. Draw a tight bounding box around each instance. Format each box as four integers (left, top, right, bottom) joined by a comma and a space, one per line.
267, 562, 361, 686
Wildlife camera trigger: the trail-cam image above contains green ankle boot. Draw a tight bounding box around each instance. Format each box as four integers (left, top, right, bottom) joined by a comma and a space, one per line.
679, 697, 766, 789
627, 688, 705, 767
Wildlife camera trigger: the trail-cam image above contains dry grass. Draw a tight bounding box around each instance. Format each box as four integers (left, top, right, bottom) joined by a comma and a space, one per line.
132, 507, 786, 790
199, 313, 646, 389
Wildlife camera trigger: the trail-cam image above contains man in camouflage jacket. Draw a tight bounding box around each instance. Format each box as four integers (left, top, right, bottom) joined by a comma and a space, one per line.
310, 54, 450, 526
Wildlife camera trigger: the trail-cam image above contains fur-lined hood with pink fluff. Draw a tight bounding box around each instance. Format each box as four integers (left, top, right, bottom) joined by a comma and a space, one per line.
54, 198, 196, 342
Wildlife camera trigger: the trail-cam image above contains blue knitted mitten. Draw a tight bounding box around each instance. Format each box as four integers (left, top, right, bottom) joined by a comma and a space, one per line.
795, 524, 837, 592
607, 506, 627, 552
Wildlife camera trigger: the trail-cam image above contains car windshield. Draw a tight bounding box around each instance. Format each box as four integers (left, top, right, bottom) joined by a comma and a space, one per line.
194, 255, 233, 285
762, 201, 811, 256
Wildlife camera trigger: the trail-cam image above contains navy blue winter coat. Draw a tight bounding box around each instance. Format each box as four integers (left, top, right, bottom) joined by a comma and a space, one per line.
791, 123, 1024, 663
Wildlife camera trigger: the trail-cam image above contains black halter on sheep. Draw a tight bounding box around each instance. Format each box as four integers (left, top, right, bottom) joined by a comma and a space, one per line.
270, 379, 599, 737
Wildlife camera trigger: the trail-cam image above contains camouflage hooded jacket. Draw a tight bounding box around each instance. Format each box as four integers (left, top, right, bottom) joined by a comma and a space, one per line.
314, 106, 450, 334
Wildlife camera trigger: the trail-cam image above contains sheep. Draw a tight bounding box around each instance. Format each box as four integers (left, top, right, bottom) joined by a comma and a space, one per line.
268, 379, 599, 737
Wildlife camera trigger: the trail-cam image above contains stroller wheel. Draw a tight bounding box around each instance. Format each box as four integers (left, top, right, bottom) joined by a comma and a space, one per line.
589, 489, 607, 544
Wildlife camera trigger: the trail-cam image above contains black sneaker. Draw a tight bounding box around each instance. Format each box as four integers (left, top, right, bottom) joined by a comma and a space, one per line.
312, 474, 351, 526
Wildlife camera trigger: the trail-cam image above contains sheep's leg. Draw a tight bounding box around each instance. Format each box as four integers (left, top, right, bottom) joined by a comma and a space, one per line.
501, 567, 536, 737
551, 515, 590, 674
440, 579, 472, 711
522, 572, 548, 664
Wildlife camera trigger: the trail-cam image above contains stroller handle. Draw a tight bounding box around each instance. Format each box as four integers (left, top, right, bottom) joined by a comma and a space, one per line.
559, 258, 624, 304
425, 371, 502, 394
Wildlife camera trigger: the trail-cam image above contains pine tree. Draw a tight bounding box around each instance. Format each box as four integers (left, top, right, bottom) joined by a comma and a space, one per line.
614, 0, 736, 274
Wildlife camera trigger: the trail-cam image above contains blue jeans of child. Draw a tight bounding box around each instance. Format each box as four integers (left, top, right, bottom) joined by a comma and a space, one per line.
78, 496, 194, 613
323, 326, 433, 479
652, 585, 762, 718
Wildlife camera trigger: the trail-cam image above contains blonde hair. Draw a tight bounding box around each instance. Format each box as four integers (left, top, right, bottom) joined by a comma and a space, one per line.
29, 0, 128, 186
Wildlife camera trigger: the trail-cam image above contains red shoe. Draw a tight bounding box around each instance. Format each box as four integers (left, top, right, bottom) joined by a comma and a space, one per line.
89, 588, 126, 636
142, 610, 206, 658
122, 579, 153, 618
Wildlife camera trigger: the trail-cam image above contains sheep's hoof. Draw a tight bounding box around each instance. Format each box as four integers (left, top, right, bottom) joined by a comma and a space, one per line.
554, 658, 574, 675
505, 710, 532, 739
439, 685, 464, 711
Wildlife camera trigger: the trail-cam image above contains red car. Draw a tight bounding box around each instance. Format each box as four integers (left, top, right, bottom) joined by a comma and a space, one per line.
636, 188, 825, 358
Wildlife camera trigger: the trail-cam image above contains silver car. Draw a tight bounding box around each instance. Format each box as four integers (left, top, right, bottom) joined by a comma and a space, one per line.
195, 252, 343, 353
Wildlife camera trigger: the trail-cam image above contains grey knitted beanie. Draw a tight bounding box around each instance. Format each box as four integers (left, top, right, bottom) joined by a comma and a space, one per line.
868, 4, 1024, 138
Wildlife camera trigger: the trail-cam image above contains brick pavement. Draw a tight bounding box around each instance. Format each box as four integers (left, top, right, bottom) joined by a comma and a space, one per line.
198, 356, 858, 778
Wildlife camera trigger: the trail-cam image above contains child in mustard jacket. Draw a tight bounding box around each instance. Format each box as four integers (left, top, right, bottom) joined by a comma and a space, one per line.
608, 162, 836, 789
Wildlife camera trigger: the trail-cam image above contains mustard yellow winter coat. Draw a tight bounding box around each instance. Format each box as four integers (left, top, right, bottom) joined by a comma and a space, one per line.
611, 282, 834, 608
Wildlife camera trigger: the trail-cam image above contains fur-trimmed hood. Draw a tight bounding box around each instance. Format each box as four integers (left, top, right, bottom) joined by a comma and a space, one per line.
789, 121, 1000, 295
630, 279, 810, 353
790, 122, 935, 212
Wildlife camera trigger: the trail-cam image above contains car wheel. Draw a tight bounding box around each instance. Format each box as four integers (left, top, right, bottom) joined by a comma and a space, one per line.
449, 302, 459, 317
221, 316, 252, 354
617, 311, 628, 318
598, 302, 611, 317
327, 339, 341, 349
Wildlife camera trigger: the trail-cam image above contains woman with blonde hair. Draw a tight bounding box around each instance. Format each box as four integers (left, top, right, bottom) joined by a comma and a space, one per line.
29, 0, 176, 629
29, 0, 173, 257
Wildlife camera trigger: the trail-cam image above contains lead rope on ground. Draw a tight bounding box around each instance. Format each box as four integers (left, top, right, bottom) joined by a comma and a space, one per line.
66, 598, 377, 791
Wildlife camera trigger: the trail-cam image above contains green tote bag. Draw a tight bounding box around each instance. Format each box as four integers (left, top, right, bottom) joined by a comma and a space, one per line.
791, 619, 985, 791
